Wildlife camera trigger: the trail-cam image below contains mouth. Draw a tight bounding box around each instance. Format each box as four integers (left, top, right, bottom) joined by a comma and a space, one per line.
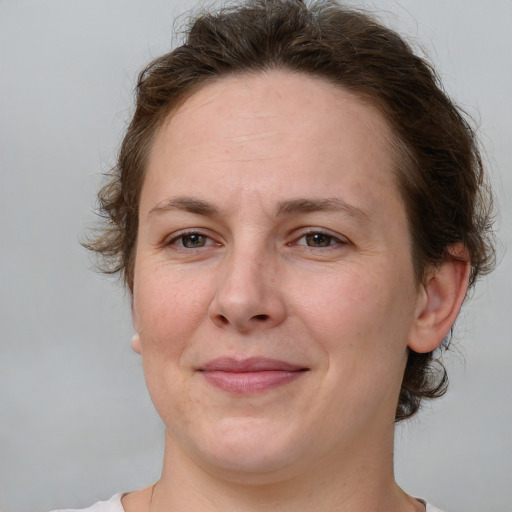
198, 357, 309, 394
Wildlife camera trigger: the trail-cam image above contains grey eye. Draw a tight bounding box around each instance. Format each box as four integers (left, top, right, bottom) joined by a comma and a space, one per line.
181, 233, 207, 248
305, 233, 335, 247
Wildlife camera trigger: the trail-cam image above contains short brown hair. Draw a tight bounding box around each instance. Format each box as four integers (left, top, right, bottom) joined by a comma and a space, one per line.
85, 0, 495, 421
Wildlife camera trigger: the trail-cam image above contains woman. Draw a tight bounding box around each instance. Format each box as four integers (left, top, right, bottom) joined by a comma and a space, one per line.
59, 1, 494, 510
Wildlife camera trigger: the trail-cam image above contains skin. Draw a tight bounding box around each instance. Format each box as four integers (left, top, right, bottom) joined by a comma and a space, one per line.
124, 70, 469, 512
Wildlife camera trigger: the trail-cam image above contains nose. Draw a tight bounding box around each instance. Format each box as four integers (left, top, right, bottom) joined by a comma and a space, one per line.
208, 246, 287, 333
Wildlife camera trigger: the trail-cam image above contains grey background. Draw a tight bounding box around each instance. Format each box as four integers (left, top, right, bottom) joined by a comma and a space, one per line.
1, 1, 511, 511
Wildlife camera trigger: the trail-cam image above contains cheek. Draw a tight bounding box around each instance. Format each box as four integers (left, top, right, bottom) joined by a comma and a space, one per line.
133, 270, 206, 423
295, 267, 413, 419
133, 266, 212, 358
293, 263, 415, 360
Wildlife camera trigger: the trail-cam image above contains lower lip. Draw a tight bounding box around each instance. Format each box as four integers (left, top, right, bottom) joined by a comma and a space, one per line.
201, 370, 305, 393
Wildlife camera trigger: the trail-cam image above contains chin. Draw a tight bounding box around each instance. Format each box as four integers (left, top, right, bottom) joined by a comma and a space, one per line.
185, 416, 310, 480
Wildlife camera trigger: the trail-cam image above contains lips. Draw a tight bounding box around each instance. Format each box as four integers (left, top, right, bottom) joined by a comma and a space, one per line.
199, 357, 308, 393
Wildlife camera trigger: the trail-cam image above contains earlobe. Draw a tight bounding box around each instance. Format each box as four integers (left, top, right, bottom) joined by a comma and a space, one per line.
131, 333, 142, 355
409, 244, 471, 354
131, 295, 142, 355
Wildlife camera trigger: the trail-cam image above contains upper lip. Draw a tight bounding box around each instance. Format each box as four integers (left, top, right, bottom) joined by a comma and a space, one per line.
199, 357, 308, 372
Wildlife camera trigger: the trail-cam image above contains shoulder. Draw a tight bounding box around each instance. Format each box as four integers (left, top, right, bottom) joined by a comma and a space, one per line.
49, 494, 124, 512
416, 497, 446, 512
424, 501, 446, 512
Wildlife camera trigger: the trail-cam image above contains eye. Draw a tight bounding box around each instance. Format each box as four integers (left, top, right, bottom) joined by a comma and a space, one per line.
294, 231, 347, 248
304, 232, 334, 247
167, 232, 214, 249
181, 233, 207, 248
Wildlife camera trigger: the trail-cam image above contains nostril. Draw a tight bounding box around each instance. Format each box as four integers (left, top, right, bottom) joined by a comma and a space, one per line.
253, 314, 270, 321
218, 315, 230, 325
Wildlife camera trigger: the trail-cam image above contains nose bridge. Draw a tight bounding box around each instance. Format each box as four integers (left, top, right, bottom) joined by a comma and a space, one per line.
209, 237, 285, 331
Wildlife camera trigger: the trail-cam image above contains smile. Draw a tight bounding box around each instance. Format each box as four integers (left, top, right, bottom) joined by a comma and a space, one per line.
199, 357, 309, 394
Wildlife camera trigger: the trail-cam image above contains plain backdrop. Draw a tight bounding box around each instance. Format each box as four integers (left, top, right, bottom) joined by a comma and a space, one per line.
1, 1, 511, 511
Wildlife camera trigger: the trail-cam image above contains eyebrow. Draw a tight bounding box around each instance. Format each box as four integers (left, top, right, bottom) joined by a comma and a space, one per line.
276, 198, 371, 221
147, 196, 370, 222
148, 197, 220, 219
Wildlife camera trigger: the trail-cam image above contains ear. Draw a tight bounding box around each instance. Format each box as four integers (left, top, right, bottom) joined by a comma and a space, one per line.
131, 333, 142, 355
131, 295, 142, 355
408, 244, 471, 353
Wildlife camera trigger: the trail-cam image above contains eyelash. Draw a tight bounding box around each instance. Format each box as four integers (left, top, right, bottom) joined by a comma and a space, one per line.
291, 229, 348, 249
165, 230, 219, 249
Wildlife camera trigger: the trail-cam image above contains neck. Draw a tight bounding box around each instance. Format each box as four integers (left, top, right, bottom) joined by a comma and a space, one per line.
139, 425, 420, 512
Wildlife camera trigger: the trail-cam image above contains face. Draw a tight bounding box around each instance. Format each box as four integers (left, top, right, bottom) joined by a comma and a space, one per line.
132, 71, 425, 480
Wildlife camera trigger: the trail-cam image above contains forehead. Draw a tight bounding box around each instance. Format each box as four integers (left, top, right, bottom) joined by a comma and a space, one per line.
144, 70, 403, 219
154, 70, 396, 157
